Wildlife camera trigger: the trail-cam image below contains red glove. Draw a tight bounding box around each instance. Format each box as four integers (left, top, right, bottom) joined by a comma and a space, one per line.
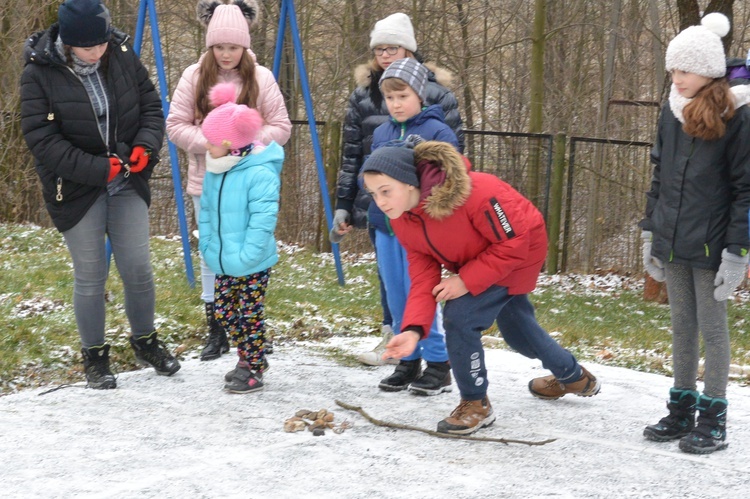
108, 157, 122, 182
129, 146, 150, 173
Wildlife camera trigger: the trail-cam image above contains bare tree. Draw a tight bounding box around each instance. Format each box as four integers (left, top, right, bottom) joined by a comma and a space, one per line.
677, 0, 735, 49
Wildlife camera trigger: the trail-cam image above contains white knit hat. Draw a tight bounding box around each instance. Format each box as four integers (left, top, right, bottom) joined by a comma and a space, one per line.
665, 13, 730, 78
369, 13, 417, 53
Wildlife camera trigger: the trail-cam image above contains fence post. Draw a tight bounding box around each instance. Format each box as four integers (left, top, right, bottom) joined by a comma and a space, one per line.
546, 132, 566, 274
321, 121, 342, 253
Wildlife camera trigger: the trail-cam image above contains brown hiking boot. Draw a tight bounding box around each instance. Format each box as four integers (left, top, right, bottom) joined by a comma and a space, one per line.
436, 396, 496, 435
528, 366, 600, 400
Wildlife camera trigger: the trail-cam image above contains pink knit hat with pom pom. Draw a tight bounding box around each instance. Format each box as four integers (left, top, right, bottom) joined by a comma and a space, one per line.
202, 82, 263, 150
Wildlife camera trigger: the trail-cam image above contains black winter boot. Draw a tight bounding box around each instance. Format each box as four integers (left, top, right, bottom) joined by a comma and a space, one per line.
643, 388, 698, 442
409, 361, 452, 396
200, 302, 230, 361
679, 395, 729, 454
378, 359, 422, 392
129, 331, 181, 376
81, 344, 117, 389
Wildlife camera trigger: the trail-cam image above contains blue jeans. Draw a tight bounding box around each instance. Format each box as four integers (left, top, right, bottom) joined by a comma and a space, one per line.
62, 187, 155, 348
444, 286, 581, 400
374, 230, 448, 362
368, 224, 393, 327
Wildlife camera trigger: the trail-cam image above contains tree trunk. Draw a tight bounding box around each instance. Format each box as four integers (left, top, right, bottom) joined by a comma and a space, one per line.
678, 0, 735, 51
582, 0, 620, 273
527, 0, 546, 207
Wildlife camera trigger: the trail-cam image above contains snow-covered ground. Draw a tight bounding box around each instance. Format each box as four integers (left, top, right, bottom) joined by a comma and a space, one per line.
1, 336, 749, 498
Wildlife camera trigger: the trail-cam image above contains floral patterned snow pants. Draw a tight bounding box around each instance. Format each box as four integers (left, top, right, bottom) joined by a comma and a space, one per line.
214, 269, 270, 370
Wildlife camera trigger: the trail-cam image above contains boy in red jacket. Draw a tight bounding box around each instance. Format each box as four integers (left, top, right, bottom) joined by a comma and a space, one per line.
361, 141, 601, 435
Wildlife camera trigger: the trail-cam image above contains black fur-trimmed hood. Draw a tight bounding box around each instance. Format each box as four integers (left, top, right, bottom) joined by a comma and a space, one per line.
354, 61, 454, 89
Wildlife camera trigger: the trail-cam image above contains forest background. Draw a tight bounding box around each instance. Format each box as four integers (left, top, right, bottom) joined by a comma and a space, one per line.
1, 0, 749, 274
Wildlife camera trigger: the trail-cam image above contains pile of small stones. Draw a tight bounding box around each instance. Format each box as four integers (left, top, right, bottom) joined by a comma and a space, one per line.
283, 408, 353, 436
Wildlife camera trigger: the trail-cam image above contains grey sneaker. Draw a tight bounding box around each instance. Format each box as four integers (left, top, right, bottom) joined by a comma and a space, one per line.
224, 361, 264, 394
357, 325, 399, 366
225, 357, 270, 382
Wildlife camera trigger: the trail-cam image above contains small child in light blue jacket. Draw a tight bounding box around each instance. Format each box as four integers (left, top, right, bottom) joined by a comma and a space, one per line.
199, 82, 284, 394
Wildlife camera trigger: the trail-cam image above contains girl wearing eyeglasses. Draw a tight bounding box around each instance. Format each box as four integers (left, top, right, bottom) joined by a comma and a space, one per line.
331, 12, 464, 375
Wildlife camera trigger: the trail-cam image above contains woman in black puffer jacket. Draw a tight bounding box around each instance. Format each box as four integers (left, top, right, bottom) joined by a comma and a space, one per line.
20, 0, 178, 389
330, 12, 463, 367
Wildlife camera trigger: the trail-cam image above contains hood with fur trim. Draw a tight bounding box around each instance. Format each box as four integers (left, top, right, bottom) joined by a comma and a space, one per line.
413, 141, 470, 220
354, 62, 453, 89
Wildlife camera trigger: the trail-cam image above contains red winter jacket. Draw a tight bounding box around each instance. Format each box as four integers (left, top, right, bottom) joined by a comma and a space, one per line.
390, 142, 547, 338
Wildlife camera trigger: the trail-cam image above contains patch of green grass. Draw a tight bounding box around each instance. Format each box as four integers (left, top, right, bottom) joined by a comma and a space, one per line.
0, 224, 384, 393
2, 223, 750, 393
525, 280, 750, 379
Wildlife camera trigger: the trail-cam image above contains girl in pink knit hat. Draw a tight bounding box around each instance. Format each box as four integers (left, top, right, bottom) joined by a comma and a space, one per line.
198, 82, 285, 393
166, 0, 291, 362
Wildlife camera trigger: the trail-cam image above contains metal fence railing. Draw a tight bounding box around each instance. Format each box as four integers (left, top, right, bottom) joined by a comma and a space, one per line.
142, 122, 655, 275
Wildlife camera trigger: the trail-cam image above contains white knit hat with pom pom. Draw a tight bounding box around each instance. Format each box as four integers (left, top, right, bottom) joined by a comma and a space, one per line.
201, 83, 263, 150
666, 13, 730, 78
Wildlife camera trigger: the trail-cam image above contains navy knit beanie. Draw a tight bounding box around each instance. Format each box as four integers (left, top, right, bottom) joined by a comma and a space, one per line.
58, 0, 112, 47
361, 146, 419, 187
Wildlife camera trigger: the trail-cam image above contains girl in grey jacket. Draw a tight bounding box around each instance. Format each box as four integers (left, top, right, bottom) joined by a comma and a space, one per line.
640, 13, 750, 455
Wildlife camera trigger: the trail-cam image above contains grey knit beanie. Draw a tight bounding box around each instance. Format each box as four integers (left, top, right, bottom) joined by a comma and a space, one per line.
379, 58, 429, 102
361, 146, 419, 187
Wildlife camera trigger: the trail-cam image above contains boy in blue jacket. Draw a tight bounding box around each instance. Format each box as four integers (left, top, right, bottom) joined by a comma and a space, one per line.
359, 58, 458, 395
199, 82, 284, 394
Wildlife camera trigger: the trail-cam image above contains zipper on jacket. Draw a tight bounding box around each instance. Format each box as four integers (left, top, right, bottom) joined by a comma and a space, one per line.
61, 66, 109, 150
668, 138, 694, 258
216, 175, 227, 275
408, 212, 458, 267
43, 44, 120, 202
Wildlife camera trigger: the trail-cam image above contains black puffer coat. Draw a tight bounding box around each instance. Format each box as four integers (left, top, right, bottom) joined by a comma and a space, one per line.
335, 62, 463, 229
640, 99, 750, 270
20, 24, 164, 232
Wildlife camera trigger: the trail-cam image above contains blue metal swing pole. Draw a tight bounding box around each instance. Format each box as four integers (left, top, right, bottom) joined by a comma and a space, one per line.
272, 0, 288, 73
272, 0, 345, 285
134, 0, 195, 287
